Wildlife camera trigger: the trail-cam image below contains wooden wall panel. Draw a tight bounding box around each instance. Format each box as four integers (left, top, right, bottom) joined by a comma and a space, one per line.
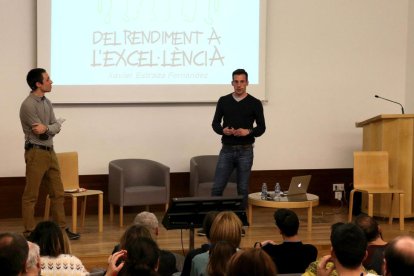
0, 169, 352, 219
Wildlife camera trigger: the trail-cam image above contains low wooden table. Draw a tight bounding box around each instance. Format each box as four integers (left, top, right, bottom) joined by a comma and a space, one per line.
248, 192, 319, 232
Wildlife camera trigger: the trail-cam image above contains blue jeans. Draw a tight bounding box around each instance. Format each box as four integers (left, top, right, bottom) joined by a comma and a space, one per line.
211, 145, 254, 209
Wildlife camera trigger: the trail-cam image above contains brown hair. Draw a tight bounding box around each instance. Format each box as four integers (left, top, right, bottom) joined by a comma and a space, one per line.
207, 240, 237, 276
227, 248, 277, 276
120, 225, 153, 250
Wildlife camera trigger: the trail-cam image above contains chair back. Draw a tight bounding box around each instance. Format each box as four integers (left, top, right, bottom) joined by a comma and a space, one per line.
353, 151, 389, 189
191, 155, 218, 183
191, 155, 237, 183
110, 159, 168, 187
56, 152, 80, 190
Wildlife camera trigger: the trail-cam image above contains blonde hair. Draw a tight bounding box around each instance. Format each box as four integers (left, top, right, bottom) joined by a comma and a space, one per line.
209, 211, 242, 248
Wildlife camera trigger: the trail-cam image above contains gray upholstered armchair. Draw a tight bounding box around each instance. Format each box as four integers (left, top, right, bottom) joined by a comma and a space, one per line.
189, 155, 237, 197
108, 159, 170, 227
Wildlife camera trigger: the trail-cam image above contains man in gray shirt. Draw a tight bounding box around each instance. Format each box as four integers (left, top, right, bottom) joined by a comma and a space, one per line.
19, 68, 79, 240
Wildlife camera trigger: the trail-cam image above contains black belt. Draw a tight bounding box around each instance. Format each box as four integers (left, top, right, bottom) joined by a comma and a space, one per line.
25, 143, 53, 151
222, 144, 253, 150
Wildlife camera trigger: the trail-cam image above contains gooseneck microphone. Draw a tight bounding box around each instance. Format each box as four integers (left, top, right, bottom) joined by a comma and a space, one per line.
374, 94, 405, 114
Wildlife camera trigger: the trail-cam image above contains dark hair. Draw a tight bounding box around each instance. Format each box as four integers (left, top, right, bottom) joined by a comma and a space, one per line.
203, 211, 219, 240
384, 235, 414, 275
26, 68, 46, 91
207, 240, 237, 276
274, 208, 299, 237
232, 69, 248, 81
0, 232, 29, 276
330, 223, 367, 269
28, 221, 65, 257
227, 248, 277, 276
157, 250, 177, 276
121, 237, 160, 276
120, 224, 152, 250
354, 214, 380, 242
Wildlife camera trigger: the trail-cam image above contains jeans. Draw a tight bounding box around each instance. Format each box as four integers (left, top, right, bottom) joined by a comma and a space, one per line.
211, 145, 254, 209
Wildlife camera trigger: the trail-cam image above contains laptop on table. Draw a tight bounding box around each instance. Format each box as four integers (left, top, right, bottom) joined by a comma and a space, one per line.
283, 175, 312, 196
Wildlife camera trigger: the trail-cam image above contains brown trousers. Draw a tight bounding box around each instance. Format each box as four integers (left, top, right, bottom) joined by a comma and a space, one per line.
22, 149, 66, 232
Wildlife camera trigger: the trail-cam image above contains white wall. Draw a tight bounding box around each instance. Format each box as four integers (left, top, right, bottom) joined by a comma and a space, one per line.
1, 0, 411, 176
406, 0, 414, 111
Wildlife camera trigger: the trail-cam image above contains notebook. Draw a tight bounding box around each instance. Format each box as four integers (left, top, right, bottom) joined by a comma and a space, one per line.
283, 175, 312, 196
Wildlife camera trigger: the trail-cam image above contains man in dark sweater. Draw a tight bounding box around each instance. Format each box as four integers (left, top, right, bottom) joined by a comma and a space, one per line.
257, 208, 318, 274
211, 68, 266, 208
354, 214, 388, 275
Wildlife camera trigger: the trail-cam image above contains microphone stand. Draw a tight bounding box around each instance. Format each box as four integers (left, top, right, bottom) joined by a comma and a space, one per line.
374, 95, 405, 114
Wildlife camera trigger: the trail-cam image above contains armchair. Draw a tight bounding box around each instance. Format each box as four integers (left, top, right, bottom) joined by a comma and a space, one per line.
189, 155, 237, 197
108, 159, 170, 227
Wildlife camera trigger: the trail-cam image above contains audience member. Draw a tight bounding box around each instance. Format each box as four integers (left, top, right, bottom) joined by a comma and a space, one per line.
256, 208, 317, 273
28, 221, 88, 276
207, 240, 237, 276
114, 211, 184, 272
355, 214, 388, 274
317, 223, 376, 276
181, 211, 219, 276
384, 235, 414, 275
190, 211, 242, 276
25, 241, 41, 276
133, 211, 160, 240
0, 232, 28, 276
227, 248, 277, 276
106, 237, 160, 276
112, 224, 153, 254
158, 250, 178, 276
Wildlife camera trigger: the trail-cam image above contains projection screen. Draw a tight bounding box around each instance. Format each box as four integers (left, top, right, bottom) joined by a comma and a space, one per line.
37, 0, 267, 104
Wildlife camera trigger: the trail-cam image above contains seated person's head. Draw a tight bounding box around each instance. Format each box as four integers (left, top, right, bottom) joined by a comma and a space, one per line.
227, 248, 277, 276
384, 235, 414, 275
274, 208, 299, 237
354, 214, 381, 242
207, 240, 237, 276
330, 222, 367, 269
202, 211, 219, 240
133, 211, 159, 238
28, 221, 66, 257
209, 211, 243, 248
26, 241, 41, 275
120, 225, 152, 250
0, 232, 28, 276
121, 237, 160, 276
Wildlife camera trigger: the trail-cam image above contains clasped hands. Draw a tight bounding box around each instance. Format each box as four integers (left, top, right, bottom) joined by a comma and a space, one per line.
31, 123, 48, 134
223, 127, 250, 136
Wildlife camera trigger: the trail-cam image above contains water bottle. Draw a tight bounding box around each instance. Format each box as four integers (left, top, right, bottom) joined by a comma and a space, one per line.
261, 183, 268, 200
274, 182, 281, 198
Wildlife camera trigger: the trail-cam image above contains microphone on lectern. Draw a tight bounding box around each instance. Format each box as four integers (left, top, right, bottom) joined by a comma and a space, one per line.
374, 94, 405, 114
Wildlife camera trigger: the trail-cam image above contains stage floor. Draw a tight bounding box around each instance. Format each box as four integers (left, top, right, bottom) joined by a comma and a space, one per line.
1, 204, 411, 270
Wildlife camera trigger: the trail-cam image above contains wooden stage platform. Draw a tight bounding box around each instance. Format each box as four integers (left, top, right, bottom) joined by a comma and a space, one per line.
1, 205, 412, 271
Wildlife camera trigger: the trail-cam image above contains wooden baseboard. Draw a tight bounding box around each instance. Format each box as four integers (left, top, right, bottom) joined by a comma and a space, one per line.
0, 168, 352, 219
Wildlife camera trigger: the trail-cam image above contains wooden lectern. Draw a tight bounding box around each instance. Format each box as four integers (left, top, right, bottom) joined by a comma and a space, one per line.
356, 114, 414, 217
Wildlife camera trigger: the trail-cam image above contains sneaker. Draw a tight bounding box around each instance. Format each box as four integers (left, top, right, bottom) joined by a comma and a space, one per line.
65, 228, 80, 240
197, 229, 206, 236
241, 229, 246, 237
